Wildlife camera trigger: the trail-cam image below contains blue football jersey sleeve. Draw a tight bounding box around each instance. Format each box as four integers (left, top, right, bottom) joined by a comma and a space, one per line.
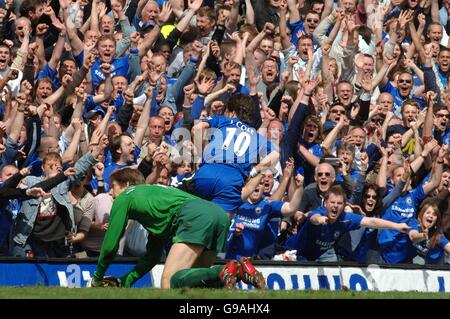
411, 185, 427, 206
268, 200, 284, 218
339, 212, 364, 232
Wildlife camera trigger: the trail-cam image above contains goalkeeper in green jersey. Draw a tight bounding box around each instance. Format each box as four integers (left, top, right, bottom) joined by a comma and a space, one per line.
89, 168, 266, 289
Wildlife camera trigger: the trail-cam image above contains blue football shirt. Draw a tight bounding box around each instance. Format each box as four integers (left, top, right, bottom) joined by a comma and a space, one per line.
202, 116, 273, 178
226, 199, 283, 259
286, 207, 364, 261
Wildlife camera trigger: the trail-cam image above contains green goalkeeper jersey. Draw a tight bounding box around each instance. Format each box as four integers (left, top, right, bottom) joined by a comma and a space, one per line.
94, 184, 199, 282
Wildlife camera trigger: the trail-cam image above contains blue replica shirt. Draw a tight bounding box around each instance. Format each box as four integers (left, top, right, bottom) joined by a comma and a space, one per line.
84, 95, 124, 122
91, 56, 130, 89
74, 51, 84, 69
226, 199, 284, 260
36, 64, 60, 91
288, 19, 305, 47
378, 185, 427, 264
255, 216, 280, 259
103, 162, 127, 192
285, 207, 364, 261
164, 133, 176, 147
132, 15, 143, 31
335, 168, 359, 184
385, 178, 394, 195
443, 129, 450, 145
104, 148, 113, 168
236, 84, 250, 95
437, 64, 448, 89
408, 219, 450, 264
202, 116, 273, 178
287, 20, 319, 49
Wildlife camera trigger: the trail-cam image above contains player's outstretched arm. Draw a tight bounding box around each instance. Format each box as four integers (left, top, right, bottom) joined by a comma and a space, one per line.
360, 217, 410, 233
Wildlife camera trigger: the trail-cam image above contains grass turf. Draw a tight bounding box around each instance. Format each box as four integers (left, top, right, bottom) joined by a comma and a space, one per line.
0, 287, 449, 299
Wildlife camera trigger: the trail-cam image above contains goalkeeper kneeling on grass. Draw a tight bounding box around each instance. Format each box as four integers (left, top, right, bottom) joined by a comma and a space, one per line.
88, 168, 265, 289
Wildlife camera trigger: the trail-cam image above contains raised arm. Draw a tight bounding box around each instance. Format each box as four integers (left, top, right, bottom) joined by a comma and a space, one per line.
138, 25, 161, 58
272, 159, 294, 201
423, 146, 446, 194
281, 175, 304, 215
381, 111, 395, 142
9, 93, 27, 143
431, 0, 440, 23
339, 16, 357, 82
298, 143, 321, 167
322, 116, 346, 155
314, 8, 343, 46
225, 0, 240, 32
61, 118, 83, 164
134, 86, 154, 148
246, 23, 274, 54
90, 0, 101, 36
279, 4, 291, 50
34, 24, 49, 71
376, 143, 388, 192
114, 3, 133, 57
382, 160, 410, 210
287, 0, 300, 23
48, 30, 67, 71
244, 0, 255, 25
322, 0, 334, 20
100, 105, 117, 137
375, 53, 396, 89
408, 20, 426, 64
231, 32, 244, 65
255, 150, 280, 174
11, 24, 31, 71
423, 92, 436, 143
175, 0, 203, 33
136, 0, 147, 17
63, 5, 84, 56
241, 173, 264, 202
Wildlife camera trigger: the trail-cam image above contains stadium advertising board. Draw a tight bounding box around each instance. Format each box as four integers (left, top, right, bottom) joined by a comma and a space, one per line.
1, 261, 450, 292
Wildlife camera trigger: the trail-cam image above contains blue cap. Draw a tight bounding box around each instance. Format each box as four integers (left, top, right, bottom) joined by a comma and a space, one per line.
141, 22, 156, 33
387, 124, 408, 136
87, 106, 106, 119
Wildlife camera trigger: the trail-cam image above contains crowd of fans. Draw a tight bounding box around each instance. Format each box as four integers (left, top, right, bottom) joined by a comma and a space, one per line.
0, 0, 448, 266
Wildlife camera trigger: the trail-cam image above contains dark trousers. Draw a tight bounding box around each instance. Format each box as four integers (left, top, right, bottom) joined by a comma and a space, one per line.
29, 237, 69, 258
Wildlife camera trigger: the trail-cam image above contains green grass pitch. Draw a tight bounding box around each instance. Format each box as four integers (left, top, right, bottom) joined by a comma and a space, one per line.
0, 287, 449, 299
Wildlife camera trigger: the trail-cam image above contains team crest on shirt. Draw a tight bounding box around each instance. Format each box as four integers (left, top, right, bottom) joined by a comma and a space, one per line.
333, 231, 341, 240
255, 207, 262, 215
406, 198, 413, 206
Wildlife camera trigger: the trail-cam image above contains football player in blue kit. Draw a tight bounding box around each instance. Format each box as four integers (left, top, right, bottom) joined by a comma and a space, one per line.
285, 185, 410, 262
190, 94, 280, 214
226, 170, 305, 260
378, 145, 446, 264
